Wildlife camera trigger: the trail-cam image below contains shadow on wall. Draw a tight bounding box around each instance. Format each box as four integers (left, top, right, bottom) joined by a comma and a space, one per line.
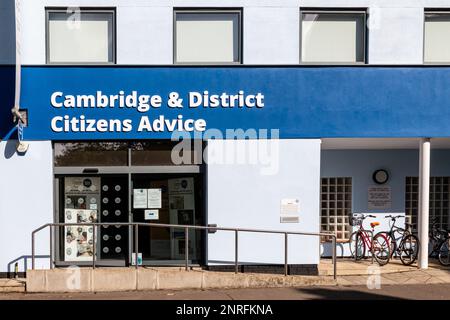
321, 242, 352, 258
3, 138, 19, 159
0, 0, 16, 139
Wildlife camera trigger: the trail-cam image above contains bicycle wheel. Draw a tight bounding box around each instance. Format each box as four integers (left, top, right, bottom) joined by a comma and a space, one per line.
349, 231, 365, 260
372, 233, 390, 266
438, 239, 450, 266
377, 231, 396, 258
399, 234, 420, 266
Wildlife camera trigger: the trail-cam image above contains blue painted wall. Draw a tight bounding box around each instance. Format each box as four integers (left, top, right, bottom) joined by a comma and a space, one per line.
321, 149, 450, 213
15, 66, 450, 140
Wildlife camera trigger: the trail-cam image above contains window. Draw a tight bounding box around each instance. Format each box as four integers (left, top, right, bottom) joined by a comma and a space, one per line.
131, 141, 203, 166
54, 141, 204, 167
406, 177, 450, 231
301, 10, 366, 63
47, 9, 115, 64
320, 177, 352, 241
54, 142, 128, 166
424, 12, 450, 63
174, 10, 241, 64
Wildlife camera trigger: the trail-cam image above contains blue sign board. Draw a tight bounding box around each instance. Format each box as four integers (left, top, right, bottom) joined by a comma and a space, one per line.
10, 66, 450, 140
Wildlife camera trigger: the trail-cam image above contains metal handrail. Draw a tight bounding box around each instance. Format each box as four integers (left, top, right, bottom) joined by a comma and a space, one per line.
31, 222, 338, 279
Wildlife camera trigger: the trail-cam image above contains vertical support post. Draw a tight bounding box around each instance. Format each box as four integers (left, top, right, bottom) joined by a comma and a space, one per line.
92, 224, 96, 269
185, 227, 189, 271
135, 224, 139, 269
371, 231, 374, 264
235, 230, 239, 274
332, 236, 337, 280
49, 225, 53, 269
419, 138, 431, 269
32, 232, 35, 270
284, 233, 288, 276
127, 154, 133, 267
149, 226, 152, 257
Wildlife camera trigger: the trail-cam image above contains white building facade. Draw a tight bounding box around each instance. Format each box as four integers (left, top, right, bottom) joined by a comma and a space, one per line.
1, 0, 450, 276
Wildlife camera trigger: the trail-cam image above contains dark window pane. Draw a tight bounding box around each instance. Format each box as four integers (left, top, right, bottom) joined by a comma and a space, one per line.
54, 142, 128, 167
131, 140, 202, 166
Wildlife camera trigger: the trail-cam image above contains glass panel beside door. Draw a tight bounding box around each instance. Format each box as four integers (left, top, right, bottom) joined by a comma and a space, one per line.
131, 174, 204, 265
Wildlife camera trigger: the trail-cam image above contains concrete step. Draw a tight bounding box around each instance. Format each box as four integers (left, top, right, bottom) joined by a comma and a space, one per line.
26, 268, 337, 293
0, 279, 26, 293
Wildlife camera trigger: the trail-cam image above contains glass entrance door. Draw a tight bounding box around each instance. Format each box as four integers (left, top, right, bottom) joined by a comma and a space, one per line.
131, 174, 204, 264
59, 175, 129, 265
54, 140, 205, 267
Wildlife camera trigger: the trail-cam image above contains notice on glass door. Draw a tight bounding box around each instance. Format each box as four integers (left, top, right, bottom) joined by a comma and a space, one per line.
144, 209, 159, 220
147, 188, 162, 208
133, 189, 147, 209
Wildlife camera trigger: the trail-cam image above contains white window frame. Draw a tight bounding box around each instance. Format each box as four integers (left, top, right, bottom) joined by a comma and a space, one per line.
46, 8, 116, 65
423, 10, 450, 65
300, 9, 367, 64
173, 9, 243, 65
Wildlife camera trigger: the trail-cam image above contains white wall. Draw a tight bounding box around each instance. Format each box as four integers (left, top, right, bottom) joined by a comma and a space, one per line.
0, 140, 53, 272
206, 139, 321, 265
13, 0, 450, 65
367, 7, 424, 64
243, 6, 299, 64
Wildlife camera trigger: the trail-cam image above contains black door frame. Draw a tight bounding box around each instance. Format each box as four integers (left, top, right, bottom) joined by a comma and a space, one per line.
53, 148, 206, 267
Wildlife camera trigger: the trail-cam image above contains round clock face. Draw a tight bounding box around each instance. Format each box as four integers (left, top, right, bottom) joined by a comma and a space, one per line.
373, 169, 389, 184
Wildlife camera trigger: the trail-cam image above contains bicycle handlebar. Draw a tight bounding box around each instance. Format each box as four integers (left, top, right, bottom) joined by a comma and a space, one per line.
353, 214, 376, 219
385, 214, 404, 220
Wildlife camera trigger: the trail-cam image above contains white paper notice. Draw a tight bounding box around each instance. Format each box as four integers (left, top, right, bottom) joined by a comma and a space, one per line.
280, 198, 300, 223
368, 186, 392, 209
148, 188, 162, 208
145, 209, 159, 220
133, 189, 147, 209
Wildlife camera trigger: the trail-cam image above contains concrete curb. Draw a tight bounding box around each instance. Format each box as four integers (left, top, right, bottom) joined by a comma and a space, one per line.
26, 268, 337, 293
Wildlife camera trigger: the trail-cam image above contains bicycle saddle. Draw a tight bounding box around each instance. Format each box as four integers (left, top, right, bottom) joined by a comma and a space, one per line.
370, 222, 380, 228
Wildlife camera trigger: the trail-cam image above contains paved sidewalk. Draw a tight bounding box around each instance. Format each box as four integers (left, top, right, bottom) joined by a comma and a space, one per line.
338, 269, 450, 286
322, 258, 450, 286
319, 257, 443, 275
1, 284, 450, 300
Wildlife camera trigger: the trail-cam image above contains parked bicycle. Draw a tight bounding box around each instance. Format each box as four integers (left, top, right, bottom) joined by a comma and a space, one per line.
349, 214, 391, 266
375, 215, 420, 266
429, 217, 450, 266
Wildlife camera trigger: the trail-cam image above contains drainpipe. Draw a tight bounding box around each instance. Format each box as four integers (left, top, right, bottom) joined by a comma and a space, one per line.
418, 138, 430, 269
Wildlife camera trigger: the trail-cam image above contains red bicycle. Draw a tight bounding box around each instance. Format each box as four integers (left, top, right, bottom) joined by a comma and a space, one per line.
349, 214, 391, 266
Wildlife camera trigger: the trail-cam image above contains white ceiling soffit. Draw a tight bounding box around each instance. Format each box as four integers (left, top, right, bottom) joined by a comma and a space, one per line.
321, 138, 450, 150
